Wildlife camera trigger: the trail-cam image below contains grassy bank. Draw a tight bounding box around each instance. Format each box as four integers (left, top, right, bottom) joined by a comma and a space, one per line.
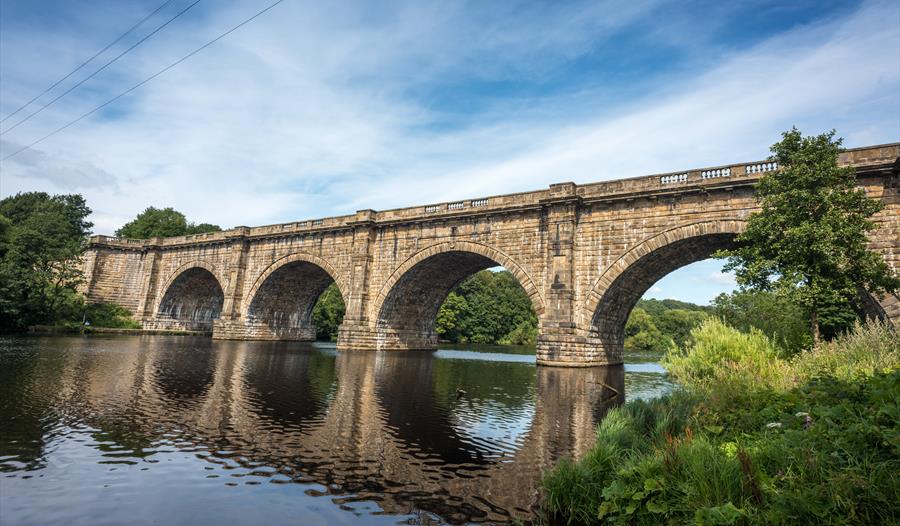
543, 319, 899, 525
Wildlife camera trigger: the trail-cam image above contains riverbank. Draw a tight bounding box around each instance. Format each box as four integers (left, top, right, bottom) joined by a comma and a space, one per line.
542, 319, 899, 525
27, 324, 211, 336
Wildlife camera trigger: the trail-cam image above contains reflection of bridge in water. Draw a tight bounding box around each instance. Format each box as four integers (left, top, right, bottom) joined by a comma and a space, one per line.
47, 338, 625, 523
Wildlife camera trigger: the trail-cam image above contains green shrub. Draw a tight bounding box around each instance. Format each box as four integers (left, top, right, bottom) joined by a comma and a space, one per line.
499, 319, 538, 345
663, 318, 789, 394
83, 302, 141, 329
791, 319, 899, 381
55, 298, 141, 329
543, 320, 900, 525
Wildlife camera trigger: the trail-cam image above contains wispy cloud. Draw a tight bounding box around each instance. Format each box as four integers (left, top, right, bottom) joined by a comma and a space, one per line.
0, 0, 896, 235
710, 271, 737, 286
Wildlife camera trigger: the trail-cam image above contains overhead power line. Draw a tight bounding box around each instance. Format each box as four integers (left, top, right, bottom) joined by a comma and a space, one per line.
1, 0, 287, 163
0, 0, 203, 136
0, 0, 176, 125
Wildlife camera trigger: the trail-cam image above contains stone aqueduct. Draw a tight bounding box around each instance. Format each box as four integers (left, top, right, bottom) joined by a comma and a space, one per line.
82, 144, 900, 366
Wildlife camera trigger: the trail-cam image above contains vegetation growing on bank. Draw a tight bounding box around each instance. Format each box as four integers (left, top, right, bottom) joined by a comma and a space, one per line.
544, 129, 899, 525
312, 283, 346, 341
0, 192, 95, 332
543, 319, 899, 525
0, 194, 167, 332
624, 300, 709, 355
310, 269, 543, 344
436, 270, 539, 345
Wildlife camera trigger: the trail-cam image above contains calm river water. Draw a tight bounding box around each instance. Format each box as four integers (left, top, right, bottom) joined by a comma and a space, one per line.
0, 335, 672, 525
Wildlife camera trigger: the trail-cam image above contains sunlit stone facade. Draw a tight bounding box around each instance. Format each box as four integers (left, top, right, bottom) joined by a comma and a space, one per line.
82, 144, 900, 366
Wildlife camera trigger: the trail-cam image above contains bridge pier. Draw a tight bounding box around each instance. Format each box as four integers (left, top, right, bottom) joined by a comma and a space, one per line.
535, 335, 622, 367
212, 317, 318, 341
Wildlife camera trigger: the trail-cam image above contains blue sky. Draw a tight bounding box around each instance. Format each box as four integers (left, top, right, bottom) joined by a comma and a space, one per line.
1, 0, 898, 304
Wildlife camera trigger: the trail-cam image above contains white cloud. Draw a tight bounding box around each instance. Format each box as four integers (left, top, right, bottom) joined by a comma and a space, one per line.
710, 271, 737, 286
0, 0, 897, 235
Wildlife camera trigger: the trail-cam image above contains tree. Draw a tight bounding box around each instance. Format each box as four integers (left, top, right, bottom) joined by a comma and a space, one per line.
434, 270, 538, 345
624, 308, 672, 354
718, 128, 899, 342
711, 290, 812, 352
0, 193, 93, 331
436, 291, 468, 342
115, 207, 220, 238
656, 309, 708, 349
311, 283, 345, 340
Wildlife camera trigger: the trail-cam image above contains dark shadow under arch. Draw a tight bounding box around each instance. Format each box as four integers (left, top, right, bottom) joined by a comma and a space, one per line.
377, 251, 496, 350
156, 267, 224, 331
245, 261, 340, 340
589, 233, 737, 354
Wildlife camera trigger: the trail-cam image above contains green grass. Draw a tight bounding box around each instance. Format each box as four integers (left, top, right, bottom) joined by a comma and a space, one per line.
542, 319, 900, 525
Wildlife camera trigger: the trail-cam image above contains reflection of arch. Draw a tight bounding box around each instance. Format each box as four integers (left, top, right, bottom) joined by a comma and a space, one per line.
154, 262, 226, 331
370, 241, 545, 351
241, 345, 336, 427
582, 220, 745, 351
153, 341, 216, 402
243, 253, 348, 317
241, 253, 346, 341
374, 352, 495, 465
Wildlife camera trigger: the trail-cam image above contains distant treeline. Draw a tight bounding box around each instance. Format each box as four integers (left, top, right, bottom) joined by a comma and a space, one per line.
628, 292, 817, 354
624, 299, 709, 354
312, 270, 539, 345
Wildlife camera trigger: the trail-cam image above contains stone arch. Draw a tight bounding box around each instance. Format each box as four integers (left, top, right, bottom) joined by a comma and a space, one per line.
154, 261, 226, 331
581, 220, 746, 360
860, 291, 900, 324
370, 240, 544, 351
241, 253, 347, 341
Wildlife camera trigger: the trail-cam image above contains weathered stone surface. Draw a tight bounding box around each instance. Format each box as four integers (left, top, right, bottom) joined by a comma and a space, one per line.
82, 144, 900, 366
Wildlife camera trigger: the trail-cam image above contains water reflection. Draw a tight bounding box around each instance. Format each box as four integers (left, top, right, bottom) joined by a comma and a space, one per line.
0, 336, 667, 525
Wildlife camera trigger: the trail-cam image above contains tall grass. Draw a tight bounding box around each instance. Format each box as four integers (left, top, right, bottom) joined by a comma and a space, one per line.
542, 319, 900, 525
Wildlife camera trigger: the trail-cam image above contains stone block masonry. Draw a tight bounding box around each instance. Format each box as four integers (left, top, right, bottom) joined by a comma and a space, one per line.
82, 144, 900, 366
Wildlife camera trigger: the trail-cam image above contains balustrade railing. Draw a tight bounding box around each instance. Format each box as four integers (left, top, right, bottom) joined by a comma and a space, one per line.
660, 173, 688, 184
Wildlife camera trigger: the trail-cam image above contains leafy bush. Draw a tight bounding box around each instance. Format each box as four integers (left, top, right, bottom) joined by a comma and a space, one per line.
53, 297, 141, 329
792, 319, 899, 381
83, 302, 141, 329
663, 318, 790, 394
499, 319, 538, 345
543, 320, 900, 525
436, 270, 538, 345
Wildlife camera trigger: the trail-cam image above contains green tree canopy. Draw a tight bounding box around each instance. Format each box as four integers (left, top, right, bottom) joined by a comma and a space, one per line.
115, 207, 221, 239
0, 192, 93, 331
622, 299, 709, 354
624, 307, 671, 354
312, 283, 345, 341
436, 270, 538, 345
311, 270, 540, 345
718, 128, 899, 341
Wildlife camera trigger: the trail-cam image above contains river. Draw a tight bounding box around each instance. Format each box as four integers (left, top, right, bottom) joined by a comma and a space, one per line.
0, 335, 673, 525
